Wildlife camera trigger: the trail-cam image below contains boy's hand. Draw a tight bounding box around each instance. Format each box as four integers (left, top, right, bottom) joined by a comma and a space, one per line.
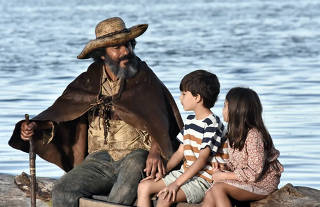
140, 171, 164, 182
212, 162, 219, 170
157, 182, 180, 202
154, 171, 165, 182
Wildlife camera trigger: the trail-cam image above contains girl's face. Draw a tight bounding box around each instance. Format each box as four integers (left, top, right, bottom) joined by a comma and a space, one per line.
223, 100, 229, 122
179, 91, 198, 111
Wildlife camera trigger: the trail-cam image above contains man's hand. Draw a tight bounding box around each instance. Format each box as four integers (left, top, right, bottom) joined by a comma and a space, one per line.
20, 121, 37, 141
144, 147, 166, 179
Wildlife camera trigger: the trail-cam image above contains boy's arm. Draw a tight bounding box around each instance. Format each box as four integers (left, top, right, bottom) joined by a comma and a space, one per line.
174, 146, 210, 187
166, 143, 184, 172
157, 147, 211, 201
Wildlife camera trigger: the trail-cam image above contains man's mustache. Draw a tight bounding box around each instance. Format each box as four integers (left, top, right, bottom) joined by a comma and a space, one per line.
119, 53, 134, 62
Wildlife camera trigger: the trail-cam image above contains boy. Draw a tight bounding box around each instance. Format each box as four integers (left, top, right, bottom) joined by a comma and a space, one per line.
137, 70, 228, 207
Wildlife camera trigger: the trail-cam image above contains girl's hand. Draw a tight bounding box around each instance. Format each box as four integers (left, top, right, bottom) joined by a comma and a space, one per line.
212, 170, 226, 182
219, 163, 227, 171
157, 182, 180, 202
212, 162, 228, 171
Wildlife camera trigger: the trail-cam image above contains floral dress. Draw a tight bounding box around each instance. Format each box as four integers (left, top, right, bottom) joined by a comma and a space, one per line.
221, 128, 284, 195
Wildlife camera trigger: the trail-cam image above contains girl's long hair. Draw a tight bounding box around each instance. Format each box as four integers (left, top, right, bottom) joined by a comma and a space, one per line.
226, 87, 274, 152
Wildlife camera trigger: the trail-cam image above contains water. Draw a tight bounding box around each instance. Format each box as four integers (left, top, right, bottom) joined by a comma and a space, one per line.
1, 0, 320, 189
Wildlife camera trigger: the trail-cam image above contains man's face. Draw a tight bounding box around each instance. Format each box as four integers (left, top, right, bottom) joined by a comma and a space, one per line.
102, 41, 138, 79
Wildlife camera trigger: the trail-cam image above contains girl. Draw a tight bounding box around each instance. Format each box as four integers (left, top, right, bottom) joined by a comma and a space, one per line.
202, 87, 283, 207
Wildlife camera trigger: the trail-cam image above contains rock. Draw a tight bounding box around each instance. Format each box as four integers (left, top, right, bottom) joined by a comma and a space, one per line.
176, 183, 320, 207
0, 173, 319, 207
251, 183, 320, 207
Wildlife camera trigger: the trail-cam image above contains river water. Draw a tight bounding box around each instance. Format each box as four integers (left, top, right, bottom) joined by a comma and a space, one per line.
0, 0, 320, 189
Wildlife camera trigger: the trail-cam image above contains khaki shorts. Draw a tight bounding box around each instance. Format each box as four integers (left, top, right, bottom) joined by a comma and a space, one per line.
162, 169, 211, 203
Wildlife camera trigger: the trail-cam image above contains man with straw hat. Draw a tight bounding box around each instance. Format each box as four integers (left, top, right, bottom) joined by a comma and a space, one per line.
9, 17, 183, 206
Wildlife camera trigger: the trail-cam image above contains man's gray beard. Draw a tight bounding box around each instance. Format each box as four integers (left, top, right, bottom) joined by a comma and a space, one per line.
103, 54, 138, 79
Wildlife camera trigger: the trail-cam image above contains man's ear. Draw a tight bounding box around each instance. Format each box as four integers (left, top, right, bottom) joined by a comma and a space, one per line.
101, 55, 105, 60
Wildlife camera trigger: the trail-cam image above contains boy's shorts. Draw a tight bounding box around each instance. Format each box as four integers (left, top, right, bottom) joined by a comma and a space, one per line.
162, 169, 211, 203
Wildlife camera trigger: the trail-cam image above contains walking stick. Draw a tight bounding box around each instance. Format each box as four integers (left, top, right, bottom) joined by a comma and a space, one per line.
25, 114, 36, 207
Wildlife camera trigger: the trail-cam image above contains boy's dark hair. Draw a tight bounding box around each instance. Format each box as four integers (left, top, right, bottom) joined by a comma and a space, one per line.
179, 70, 220, 109
89, 39, 136, 63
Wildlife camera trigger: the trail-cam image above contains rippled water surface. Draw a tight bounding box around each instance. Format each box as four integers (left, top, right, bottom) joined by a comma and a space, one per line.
1, 0, 320, 189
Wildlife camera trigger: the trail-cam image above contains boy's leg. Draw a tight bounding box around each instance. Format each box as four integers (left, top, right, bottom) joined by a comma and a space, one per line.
156, 189, 187, 207
203, 182, 267, 207
52, 151, 115, 207
107, 149, 148, 205
137, 178, 167, 207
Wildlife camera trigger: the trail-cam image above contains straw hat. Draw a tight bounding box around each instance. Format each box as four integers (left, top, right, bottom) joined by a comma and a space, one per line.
77, 17, 148, 59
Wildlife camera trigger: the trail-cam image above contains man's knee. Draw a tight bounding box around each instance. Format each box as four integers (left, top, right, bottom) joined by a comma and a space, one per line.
52, 176, 87, 207
52, 179, 66, 197
122, 149, 148, 171
52, 181, 78, 207
52, 176, 82, 194
107, 183, 137, 205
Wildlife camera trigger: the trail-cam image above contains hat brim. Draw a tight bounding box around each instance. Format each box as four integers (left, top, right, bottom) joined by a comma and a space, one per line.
77, 24, 148, 59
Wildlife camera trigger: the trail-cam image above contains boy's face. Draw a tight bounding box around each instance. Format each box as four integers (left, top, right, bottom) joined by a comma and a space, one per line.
223, 100, 229, 122
179, 91, 199, 111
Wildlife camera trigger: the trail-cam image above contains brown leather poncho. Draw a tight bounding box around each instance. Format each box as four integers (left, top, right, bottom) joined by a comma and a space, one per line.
9, 58, 183, 172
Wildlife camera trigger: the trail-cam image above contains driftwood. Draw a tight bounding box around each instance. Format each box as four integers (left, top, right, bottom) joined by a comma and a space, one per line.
1, 172, 320, 207
0, 172, 55, 207
14, 172, 54, 202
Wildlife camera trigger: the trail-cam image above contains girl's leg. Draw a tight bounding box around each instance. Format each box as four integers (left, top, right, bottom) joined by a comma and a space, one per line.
137, 179, 166, 207
202, 183, 228, 207
203, 182, 267, 207
202, 188, 216, 207
156, 189, 187, 207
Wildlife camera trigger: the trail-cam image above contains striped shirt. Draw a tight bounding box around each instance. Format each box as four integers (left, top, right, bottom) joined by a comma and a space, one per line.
177, 114, 228, 182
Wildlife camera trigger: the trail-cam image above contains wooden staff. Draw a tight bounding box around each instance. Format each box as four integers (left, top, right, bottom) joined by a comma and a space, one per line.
25, 114, 36, 207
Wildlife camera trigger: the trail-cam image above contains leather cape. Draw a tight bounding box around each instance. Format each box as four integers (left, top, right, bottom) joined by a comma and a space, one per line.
9, 57, 183, 172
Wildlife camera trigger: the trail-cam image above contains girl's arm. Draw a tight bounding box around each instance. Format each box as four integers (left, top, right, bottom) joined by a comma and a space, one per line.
212, 170, 237, 181
213, 130, 265, 182
233, 129, 265, 182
